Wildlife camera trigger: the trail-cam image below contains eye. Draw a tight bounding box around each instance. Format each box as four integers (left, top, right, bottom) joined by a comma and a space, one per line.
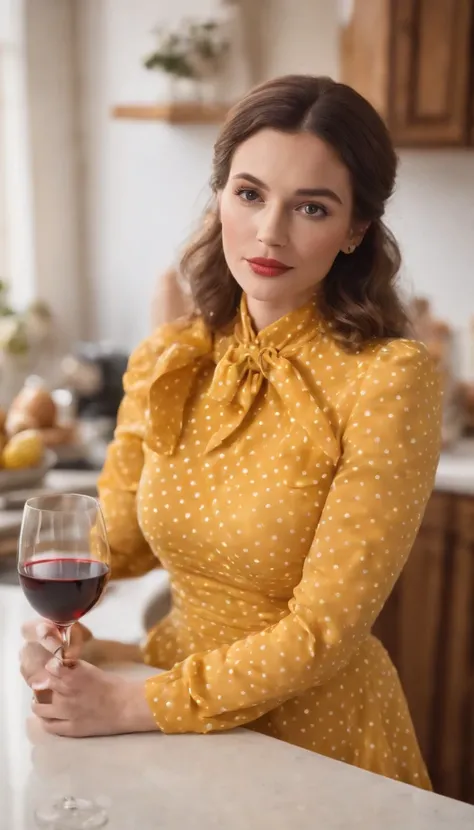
235, 187, 261, 203
298, 203, 328, 218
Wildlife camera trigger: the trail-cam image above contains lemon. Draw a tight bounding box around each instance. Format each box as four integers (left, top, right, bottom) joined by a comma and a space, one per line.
2, 429, 44, 470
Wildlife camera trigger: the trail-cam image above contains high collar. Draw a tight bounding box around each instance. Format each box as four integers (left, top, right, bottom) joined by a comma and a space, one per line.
235, 293, 322, 354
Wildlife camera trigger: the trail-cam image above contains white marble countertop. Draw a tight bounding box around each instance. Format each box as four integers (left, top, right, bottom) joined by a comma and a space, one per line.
1, 579, 474, 829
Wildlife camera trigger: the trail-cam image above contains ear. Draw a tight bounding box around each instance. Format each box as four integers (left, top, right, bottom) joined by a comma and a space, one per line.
342, 221, 370, 254
351, 221, 371, 247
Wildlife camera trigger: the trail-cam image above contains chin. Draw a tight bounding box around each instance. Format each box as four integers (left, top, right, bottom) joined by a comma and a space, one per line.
233, 267, 294, 303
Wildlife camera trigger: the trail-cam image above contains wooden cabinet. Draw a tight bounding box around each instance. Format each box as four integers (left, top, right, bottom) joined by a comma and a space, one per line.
470, 25, 474, 144
341, 0, 474, 147
374, 491, 474, 803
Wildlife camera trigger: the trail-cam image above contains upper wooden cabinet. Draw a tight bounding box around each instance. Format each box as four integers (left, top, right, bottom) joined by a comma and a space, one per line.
341, 0, 474, 147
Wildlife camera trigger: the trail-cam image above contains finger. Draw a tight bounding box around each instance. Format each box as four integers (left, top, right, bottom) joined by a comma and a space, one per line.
37, 622, 63, 655
40, 661, 77, 695
47, 653, 90, 674
33, 688, 53, 704
27, 671, 50, 692
19, 642, 50, 682
71, 622, 92, 645
21, 620, 62, 654
32, 701, 69, 721
32, 672, 71, 696
43, 624, 85, 660
42, 718, 77, 738
21, 621, 90, 661
77, 622, 93, 644
60, 624, 92, 661
44, 657, 91, 693
21, 619, 55, 641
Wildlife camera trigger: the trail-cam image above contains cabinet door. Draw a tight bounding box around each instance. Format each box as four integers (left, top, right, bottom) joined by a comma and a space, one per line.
470, 19, 474, 145
340, 0, 391, 120
389, 0, 473, 146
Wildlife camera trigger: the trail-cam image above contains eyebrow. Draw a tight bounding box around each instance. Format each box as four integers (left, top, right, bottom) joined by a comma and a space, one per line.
232, 172, 343, 205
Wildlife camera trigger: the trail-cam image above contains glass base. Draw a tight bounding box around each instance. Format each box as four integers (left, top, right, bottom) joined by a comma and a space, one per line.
34, 796, 108, 829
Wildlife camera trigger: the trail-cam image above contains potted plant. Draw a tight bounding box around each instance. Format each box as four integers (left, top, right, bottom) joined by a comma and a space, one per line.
143, 17, 230, 102
0, 282, 57, 406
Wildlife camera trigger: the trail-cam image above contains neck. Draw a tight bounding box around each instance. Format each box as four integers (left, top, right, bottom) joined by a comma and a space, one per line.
246, 292, 314, 333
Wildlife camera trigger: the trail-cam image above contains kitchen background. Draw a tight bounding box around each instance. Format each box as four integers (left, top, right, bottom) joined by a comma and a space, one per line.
1, 0, 474, 806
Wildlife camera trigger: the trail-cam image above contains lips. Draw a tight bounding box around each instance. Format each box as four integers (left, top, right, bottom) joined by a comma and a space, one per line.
246, 258, 293, 278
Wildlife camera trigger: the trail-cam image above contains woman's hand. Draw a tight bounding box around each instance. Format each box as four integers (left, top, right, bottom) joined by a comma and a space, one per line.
20, 619, 143, 693
20, 619, 93, 691
31, 659, 158, 737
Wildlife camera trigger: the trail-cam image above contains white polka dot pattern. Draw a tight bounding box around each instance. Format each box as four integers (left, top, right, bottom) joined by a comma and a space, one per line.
98, 296, 442, 789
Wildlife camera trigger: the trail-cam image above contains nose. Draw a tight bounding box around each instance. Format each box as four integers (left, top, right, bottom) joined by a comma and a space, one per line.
256, 204, 288, 248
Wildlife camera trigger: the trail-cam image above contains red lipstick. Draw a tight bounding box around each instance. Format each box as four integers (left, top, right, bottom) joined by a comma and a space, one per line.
246, 257, 293, 278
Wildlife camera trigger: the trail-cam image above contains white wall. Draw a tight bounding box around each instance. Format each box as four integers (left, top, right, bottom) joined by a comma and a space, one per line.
0, 0, 36, 310
39, 0, 472, 378
387, 151, 474, 376
79, 0, 220, 346
25, 0, 83, 341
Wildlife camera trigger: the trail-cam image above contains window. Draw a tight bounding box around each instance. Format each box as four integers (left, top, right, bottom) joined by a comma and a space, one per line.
0, 0, 36, 309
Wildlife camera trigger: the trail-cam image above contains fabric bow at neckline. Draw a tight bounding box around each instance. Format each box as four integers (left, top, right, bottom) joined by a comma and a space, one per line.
145, 296, 339, 465
206, 296, 339, 462
145, 317, 213, 456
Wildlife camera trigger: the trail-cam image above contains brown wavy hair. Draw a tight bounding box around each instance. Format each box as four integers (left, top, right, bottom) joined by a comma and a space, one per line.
180, 75, 409, 351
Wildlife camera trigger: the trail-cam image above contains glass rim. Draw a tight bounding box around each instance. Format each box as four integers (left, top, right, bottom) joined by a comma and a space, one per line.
24, 492, 100, 514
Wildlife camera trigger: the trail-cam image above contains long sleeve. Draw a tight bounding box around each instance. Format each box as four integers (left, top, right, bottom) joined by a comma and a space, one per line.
144, 340, 442, 733
98, 337, 162, 579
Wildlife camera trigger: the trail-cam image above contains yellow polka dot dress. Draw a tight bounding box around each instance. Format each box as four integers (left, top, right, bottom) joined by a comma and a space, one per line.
98, 295, 442, 788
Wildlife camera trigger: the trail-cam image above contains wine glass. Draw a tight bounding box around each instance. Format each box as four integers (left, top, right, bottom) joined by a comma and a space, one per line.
18, 493, 111, 829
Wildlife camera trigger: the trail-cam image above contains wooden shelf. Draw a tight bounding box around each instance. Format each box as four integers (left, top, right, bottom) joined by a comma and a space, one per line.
111, 102, 230, 124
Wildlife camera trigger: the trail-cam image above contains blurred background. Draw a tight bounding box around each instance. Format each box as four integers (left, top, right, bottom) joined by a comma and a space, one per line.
1, 0, 474, 431
0, 0, 474, 804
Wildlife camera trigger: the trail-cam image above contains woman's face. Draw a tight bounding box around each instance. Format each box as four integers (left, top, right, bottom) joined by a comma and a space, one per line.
219, 129, 359, 312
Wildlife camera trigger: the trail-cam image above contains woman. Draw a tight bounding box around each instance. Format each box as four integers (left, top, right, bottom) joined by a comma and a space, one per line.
21, 75, 442, 788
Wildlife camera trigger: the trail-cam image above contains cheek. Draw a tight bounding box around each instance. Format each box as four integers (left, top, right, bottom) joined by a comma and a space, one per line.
298, 219, 348, 263
220, 196, 251, 259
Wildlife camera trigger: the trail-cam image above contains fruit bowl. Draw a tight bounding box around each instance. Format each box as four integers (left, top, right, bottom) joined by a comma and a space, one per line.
0, 449, 57, 493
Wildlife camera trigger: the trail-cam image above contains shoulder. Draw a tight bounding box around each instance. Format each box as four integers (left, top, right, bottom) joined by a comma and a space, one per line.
123, 315, 212, 395
368, 336, 437, 377
360, 337, 441, 403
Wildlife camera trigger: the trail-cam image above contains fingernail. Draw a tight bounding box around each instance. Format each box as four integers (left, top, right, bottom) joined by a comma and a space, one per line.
46, 658, 61, 675
32, 679, 50, 691
36, 623, 50, 639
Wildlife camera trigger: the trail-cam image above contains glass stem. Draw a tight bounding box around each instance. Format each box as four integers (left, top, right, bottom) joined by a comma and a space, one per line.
58, 624, 72, 663
58, 626, 77, 818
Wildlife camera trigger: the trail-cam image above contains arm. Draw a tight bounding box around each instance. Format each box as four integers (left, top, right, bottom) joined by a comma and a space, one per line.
143, 340, 442, 733
97, 336, 161, 580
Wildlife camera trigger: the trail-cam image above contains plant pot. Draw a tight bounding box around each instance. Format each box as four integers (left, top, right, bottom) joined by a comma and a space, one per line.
167, 75, 201, 103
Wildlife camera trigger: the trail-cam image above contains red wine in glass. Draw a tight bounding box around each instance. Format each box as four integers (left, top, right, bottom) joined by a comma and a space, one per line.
18, 493, 111, 829
19, 557, 109, 625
